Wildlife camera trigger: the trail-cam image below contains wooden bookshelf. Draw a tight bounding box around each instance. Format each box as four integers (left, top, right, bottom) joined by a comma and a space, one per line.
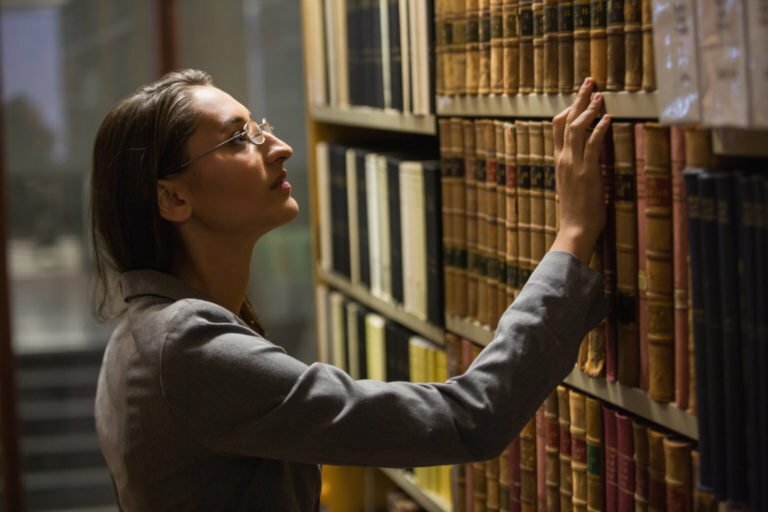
379, 468, 450, 512
712, 127, 768, 158
436, 92, 659, 119
312, 105, 437, 135
315, 267, 445, 345
446, 315, 699, 441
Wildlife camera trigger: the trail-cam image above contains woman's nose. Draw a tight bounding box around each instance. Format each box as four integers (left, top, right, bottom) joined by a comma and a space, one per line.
262, 132, 293, 164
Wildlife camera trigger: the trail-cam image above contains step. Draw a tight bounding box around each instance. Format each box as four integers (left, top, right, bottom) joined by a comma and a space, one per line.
24, 467, 116, 511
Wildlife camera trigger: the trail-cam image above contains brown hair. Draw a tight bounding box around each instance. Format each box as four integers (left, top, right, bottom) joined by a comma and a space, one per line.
89, 69, 265, 334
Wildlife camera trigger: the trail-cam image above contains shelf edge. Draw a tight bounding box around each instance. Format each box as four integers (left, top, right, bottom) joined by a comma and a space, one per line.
379, 468, 451, 512
311, 105, 437, 134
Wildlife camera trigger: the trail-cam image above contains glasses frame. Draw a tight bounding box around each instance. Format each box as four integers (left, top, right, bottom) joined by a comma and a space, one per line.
172, 118, 273, 172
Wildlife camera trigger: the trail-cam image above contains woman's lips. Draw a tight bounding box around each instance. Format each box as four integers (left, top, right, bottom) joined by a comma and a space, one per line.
271, 170, 290, 190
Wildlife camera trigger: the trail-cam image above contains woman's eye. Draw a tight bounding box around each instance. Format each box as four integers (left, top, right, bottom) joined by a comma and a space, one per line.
229, 131, 249, 145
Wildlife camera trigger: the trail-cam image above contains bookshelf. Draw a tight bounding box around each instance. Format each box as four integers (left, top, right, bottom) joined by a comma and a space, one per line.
312, 105, 437, 135
380, 469, 451, 512
712, 128, 768, 158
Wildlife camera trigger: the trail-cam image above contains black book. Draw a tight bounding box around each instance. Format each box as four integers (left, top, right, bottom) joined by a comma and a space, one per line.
370, 0, 385, 108
387, 156, 404, 305
356, 151, 371, 288
356, 306, 369, 380
757, 176, 768, 512
347, 0, 362, 106
422, 161, 445, 327
384, 320, 410, 382
329, 144, 351, 278
388, 0, 404, 111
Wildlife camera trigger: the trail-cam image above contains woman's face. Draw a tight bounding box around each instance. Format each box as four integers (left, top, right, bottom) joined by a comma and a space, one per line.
172, 85, 298, 239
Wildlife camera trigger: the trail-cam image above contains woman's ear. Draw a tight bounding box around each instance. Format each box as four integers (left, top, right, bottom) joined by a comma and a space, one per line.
157, 180, 192, 223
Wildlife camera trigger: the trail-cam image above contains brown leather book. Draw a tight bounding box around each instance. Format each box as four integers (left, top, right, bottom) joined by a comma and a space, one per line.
491, 0, 506, 94
623, 0, 641, 91
670, 126, 689, 411
529, 122, 546, 268
510, 436, 523, 512
495, 121, 509, 321
640, 0, 655, 91
451, 119, 468, 318
484, 119, 500, 327
480, 0, 493, 95
543, 121, 557, 250
615, 412, 635, 512
557, 386, 573, 512
516, 121, 533, 287
475, 120, 490, 326
633, 421, 649, 512
613, 122, 639, 387
474, 458, 489, 511
543, 0, 559, 93
569, 390, 588, 512
691, 451, 718, 512
439, 119, 456, 317
585, 250, 606, 377
647, 428, 666, 512
467, 0, 481, 95
601, 125, 619, 382
644, 123, 674, 403
500, 442, 512, 512
463, 119, 479, 321
558, 0, 575, 93
585, 396, 604, 512
590, 0, 607, 90
663, 438, 692, 512
504, 122, 520, 303
453, 0, 469, 95
519, 0, 535, 93
533, 0, 545, 93
521, 416, 538, 512
545, 392, 560, 512
573, 0, 591, 91
635, 123, 649, 391
436, 0, 448, 96
503, 0, 521, 94
487, 456, 502, 511
606, 0, 625, 91
537, 405, 548, 511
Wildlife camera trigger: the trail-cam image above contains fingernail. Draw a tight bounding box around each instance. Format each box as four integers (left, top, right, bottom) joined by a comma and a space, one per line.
583, 77, 592, 86
593, 92, 602, 101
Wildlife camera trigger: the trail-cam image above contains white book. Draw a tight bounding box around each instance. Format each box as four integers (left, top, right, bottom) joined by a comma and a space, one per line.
697, 0, 750, 126
365, 153, 382, 298
306, 0, 328, 106
747, 0, 768, 127
329, 291, 347, 370
652, 0, 702, 123
376, 154, 393, 302
316, 143, 333, 271
346, 302, 361, 379
411, 162, 428, 321
324, 0, 338, 107
365, 313, 387, 381
399, 0, 412, 113
380, 0, 393, 110
399, 162, 417, 316
315, 284, 330, 364
346, 149, 361, 285
330, 0, 350, 107
408, 0, 424, 115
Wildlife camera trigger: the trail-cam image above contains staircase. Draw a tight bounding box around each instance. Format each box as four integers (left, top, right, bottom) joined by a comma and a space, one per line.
16, 348, 118, 512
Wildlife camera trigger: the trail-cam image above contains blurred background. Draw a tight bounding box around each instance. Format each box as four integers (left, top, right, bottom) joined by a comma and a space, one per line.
0, 0, 314, 509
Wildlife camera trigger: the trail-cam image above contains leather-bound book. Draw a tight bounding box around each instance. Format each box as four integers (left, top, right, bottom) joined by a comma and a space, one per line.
495, 121, 509, 321
463, 119, 479, 321
480, 0, 493, 95
491, 0, 506, 94
543, 0, 559, 93
663, 438, 692, 512
634, 123, 649, 391
589, 0, 607, 90
451, 119, 469, 318
484, 119, 500, 328
436, 0, 448, 96
640, 0, 654, 90
516, 121, 533, 287
647, 428, 666, 512
585, 397, 604, 512
503, 0, 521, 94
557, 385, 573, 512
453, 0, 469, 95
467, 0, 481, 95
521, 416, 538, 512
623, 0, 641, 91
606, 0, 624, 90
558, 0, 575, 93
615, 413, 635, 512
510, 436, 523, 512
439, 119, 456, 317
474, 457, 489, 511
543, 121, 557, 250
537, 405, 548, 511
570, 390, 588, 512
519, 0, 535, 93
487, 456, 501, 511
573, 0, 591, 91
533, 0, 545, 93
475, 120, 490, 327
613, 123, 639, 387
500, 442, 512, 512
670, 126, 689, 410
545, 392, 560, 512
504, 122, 520, 303
633, 421, 650, 512
585, 249, 606, 377
603, 405, 618, 512
601, 124, 619, 382
529, 122, 546, 268
691, 450, 718, 512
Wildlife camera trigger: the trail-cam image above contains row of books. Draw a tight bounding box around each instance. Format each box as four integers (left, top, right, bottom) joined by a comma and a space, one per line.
434, 0, 657, 97
305, 0, 435, 115
316, 143, 444, 327
448, 332, 714, 512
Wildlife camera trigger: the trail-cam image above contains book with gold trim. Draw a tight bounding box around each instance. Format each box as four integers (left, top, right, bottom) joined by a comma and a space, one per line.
491, 0, 506, 94
663, 437, 692, 512
504, 122, 520, 303
543, 121, 557, 250
606, 0, 624, 91
519, 0, 535, 93
466, 0, 481, 95
545, 392, 560, 512
479, 0, 493, 94
495, 121, 509, 320
585, 397, 604, 512
634, 123, 649, 391
543, 0, 559, 93
463, 120, 479, 321
516, 122, 532, 287
529, 122, 546, 268
503, 0, 521, 94
632, 421, 649, 512
623, 0, 641, 91
573, 0, 591, 91
647, 428, 666, 511
570, 390, 588, 512
533, 0, 545, 93
557, 385, 573, 512
589, 0, 607, 90
640, 0, 654, 91
670, 126, 689, 410
558, 0, 575, 93
521, 416, 538, 512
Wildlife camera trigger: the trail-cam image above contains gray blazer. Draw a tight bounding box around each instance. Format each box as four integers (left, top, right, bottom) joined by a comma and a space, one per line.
95, 250, 606, 511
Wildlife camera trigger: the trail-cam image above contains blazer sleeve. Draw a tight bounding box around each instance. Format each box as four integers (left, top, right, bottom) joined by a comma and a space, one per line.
159, 250, 607, 467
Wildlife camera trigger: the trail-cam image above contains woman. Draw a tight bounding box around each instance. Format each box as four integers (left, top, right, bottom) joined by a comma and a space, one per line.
92, 69, 611, 511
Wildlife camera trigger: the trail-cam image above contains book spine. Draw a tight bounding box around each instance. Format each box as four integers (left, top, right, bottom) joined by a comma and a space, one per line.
543, 0, 559, 93
503, 0, 521, 94
389, 0, 404, 110
491, 0, 506, 94
463, 119, 479, 321
589, 0, 607, 90
613, 123, 639, 387
557, 385, 573, 512
692, 450, 719, 512
480, 0, 493, 94
467, 0, 481, 95
573, 0, 591, 91
519, 0, 535, 93
485, 120, 500, 327
621, 0, 641, 92
603, 405, 618, 512
529, 122, 546, 268
516, 121, 532, 287
387, 157, 404, 305
545, 392, 560, 512
355, 152, 371, 288
758, 177, 768, 512
495, 121, 508, 321
663, 438, 692, 512
634, 123, 649, 391
475, 120, 490, 326
376, 155, 392, 301
533, 0, 545, 93
537, 405, 548, 511
605, 0, 624, 91
670, 126, 689, 410
500, 442, 512, 512
584, 249, 606, 378
570, 390, 588, 512
435, 0, 448, 97
505, 122, 520, 303
558, 0, 575, 93
452, 119, 469, 318
647, 428, 666, 512
510, 436, 523, 512
601, 125, 618, 382
615, 413, 635, 512
440, 120, 455, 317
423, 162, 445, 327
347, 150, 361, 285
585, 397, 604, 512
488, 456, 502, 511
543, 121, 557, 250
633, 421, 649, 512
330, 144, 352, 278
521, 416, 538, 512
640, 0, 655, 91
453, 0, 469, 95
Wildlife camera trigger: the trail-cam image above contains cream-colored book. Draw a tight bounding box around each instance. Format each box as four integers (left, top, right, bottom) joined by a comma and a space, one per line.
365, 313, 387, 381
400, 161, 416, 315
365, 153, 382, 298
376, 154, 393, 302
306, 0, 328, 106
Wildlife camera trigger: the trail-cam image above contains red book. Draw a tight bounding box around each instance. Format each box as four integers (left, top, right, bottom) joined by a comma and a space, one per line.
509, 436, 522, 512
670, 126, 689, 410
602, 124, 618, 381
536, 406, 547, 511
634, 123, 649, 391
616, 412, 636, 512
603, 406, 619, 512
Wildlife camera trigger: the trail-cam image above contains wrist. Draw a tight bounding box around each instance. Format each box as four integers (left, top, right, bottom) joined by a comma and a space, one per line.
550, 227, 598, 265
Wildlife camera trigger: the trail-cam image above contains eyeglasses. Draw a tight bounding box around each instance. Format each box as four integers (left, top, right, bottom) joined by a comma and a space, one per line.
175, 118, 274, 171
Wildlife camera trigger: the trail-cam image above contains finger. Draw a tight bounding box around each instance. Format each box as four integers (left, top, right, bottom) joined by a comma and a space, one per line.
564, 78, 595, 151
582, 114, 612, 165
568, 93, 605, 161
553, 106, 570, 159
